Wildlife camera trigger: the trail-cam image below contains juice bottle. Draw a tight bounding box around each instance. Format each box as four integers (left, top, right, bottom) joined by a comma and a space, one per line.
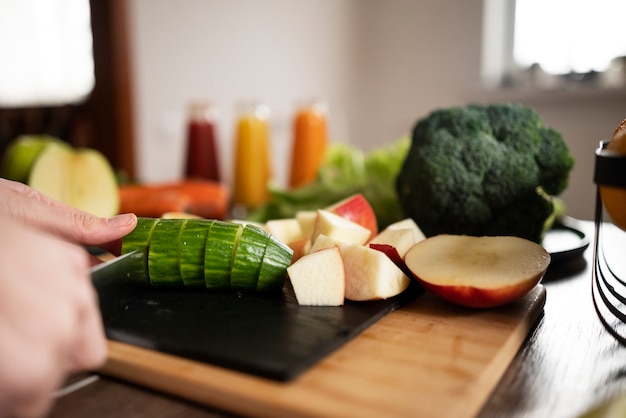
289, 100, 328, 188
184, 102, 220, 182
233, 102, 272, 209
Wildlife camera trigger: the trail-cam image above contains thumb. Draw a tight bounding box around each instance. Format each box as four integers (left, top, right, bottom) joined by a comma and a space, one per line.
52, 212, 138, 248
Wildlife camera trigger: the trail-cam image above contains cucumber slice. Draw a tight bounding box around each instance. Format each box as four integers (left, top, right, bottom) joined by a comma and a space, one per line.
204, 221, 243, 290
257, 235, 294, 293
231, 224, 271, 292
148, 219, 186, 287
179, 219, 215, 288
121, 217, 159, 254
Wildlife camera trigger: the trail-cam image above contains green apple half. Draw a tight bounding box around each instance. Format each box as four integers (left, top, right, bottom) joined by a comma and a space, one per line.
1, 135, 65, 183
28, 142, 119, 217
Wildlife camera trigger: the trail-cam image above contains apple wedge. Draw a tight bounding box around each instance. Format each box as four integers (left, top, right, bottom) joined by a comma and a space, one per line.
404, 235, 550, 308
287, 246, 346, 306
369, 227, 416, 276
309, 234, 351, 254
326, 193, 378, 240
28, 142, 119, 217
343, 243, 411, 301
287, 237, 311, 264
311, 209, 371, 246
296, 210, 317, 238
385, 217, 426, 243
265, 218, 304, 244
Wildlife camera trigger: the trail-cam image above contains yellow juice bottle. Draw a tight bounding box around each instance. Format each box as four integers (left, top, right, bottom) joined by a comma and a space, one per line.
233, 102, 272, 209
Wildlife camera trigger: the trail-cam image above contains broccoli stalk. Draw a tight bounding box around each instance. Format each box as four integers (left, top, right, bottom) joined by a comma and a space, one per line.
395, 103, 574, 243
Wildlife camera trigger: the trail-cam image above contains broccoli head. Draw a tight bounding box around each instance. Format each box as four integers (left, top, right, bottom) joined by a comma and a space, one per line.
395, 103, 574, 243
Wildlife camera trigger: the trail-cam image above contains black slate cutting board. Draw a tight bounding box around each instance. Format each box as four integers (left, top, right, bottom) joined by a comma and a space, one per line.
92, 261, 420, 382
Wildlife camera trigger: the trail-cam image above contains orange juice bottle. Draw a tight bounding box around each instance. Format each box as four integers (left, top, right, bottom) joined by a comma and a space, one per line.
289, 101, 328, 188
233, 102, 272, 209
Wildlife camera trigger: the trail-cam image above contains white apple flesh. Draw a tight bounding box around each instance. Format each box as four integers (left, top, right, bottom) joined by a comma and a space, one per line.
309, 233, 351, 254
343, 243, 411, 301
295, 210, 317, 238
384, 217, 426, 243
311, 209, 371, 246
265, 218, 304, 244
287, 246, 346, 306
28, 142, 120, 217
369, 227, 417, 276
404, 235, 550, 308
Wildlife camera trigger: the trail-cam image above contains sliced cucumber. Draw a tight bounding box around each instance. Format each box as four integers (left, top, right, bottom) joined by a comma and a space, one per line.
257, 235, 293, 293
179, 219, 215, 288
204, 221, 243, 290
118, 217, 292, 294
120, 217, 159, 254
148, 219, 186, 287
231, 224, 271, 292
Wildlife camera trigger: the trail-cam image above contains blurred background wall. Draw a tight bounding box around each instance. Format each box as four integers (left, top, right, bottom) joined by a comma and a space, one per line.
126, 0, 626, 220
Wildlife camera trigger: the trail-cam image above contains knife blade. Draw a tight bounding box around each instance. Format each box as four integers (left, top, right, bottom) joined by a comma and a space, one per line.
90, 247, 149, 287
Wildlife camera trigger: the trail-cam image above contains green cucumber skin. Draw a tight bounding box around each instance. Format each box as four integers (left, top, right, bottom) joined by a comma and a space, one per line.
257, 235, 293, 293
179, 219, 215, 288
230, 224, 271, 292
119, 217, 293, 294
204, 221, 242, 290
148, 219, 186, 287
121, 217, 159, 254
119, 217, 158, 285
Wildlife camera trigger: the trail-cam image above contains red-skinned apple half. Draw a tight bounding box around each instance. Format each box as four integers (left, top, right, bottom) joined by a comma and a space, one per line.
404, 235, 550, 308
326, 193, 378, 240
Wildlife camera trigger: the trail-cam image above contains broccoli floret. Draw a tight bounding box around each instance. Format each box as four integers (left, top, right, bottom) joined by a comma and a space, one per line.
395, 103, 574, 243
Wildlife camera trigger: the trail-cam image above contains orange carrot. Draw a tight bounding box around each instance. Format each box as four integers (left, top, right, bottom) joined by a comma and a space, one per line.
118, 180, 230, 219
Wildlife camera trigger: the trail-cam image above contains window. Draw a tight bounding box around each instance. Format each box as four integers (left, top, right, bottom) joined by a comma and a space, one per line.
0, 0, 94, 107
482, 0, 626, 89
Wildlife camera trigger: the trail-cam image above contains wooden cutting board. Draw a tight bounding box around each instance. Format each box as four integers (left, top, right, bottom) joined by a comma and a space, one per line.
99, 285, 546, 418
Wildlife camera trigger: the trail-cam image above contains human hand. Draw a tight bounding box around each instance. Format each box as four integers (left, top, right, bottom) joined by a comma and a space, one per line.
0, 219, 107, 417
0, 178, 137, 257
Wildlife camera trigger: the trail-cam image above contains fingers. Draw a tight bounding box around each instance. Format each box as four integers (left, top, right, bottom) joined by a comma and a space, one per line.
0, 178, 137, 250
63, 212, 138, 248
66, 273, 108, 373
0, 220, 109, 417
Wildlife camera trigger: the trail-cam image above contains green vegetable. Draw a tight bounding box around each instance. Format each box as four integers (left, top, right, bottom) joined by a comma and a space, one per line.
204, 221, 242, 290
179, 219, 215, 288
257, 235, 294, 293
395, 103, 574, 243
248, 137, 410, 229
120, 217, 293, 293
230, 224, 270, 291
148, 219, 186, 287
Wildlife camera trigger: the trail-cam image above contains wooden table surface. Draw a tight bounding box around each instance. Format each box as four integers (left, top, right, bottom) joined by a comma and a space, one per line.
47, 220, 626, 418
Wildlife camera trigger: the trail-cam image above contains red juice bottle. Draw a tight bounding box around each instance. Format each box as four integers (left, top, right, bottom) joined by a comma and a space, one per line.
184, 102, 220, 182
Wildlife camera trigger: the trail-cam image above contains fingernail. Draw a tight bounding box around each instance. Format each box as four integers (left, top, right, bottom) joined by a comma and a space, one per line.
106, 213, 137, 228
